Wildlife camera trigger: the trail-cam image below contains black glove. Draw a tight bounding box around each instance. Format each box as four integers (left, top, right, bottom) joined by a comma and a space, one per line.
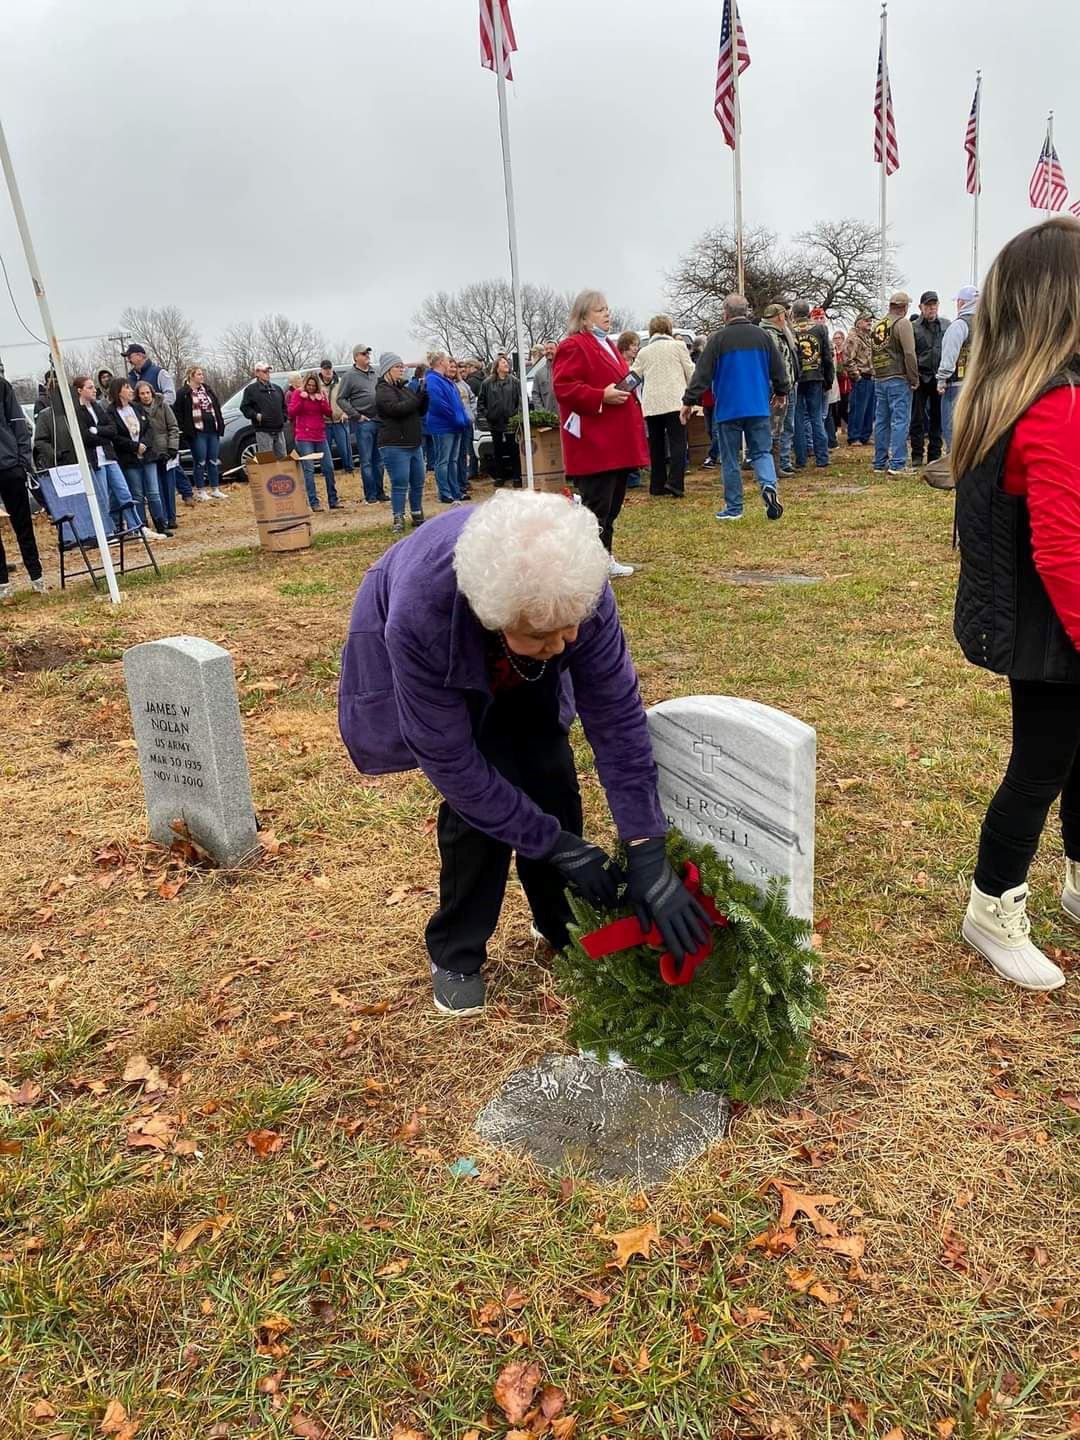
546, 830, 623, 910
626, 838, 712, 968
167, 448, 179, 462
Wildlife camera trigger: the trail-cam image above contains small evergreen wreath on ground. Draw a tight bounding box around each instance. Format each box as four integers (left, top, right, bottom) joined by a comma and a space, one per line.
555, 831, 825, 1102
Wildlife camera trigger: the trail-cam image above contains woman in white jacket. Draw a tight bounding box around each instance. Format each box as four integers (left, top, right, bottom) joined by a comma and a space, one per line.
631, 315, 695, 497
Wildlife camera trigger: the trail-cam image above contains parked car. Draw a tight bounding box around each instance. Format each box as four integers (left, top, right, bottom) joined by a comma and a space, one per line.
219, 366, 351, 480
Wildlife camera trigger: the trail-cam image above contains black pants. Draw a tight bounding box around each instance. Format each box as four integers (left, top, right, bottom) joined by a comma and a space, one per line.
908, 380, 942, 462
974, 678, 1080, 895
0, 465, 43, 584
425, 703, 583, 975
575, 468, 629, 552
490, 429, 521, 486
646, 411, 687, 496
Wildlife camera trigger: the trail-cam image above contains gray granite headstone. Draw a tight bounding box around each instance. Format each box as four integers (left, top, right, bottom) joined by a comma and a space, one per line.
648, 696, 816, 921
123, 636, 258, 866
475, 1055, 729, 1186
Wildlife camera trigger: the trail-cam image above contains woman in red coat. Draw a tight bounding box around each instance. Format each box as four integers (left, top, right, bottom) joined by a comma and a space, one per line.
552, 290, 648, 578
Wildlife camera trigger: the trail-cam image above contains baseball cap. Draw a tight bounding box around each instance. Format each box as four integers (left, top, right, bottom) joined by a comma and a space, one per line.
353, 344, 372, 356
955, 285, 979, 303
890, 290, 912, 307
919, 290, 939, 304
319, 358, 333, 369
762, 303, 786, 319
123, 343, 146, 358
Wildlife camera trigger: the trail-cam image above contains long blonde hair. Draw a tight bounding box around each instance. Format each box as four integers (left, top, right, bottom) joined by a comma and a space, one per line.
566, 290, 606, 334
952, 217, 1080, 478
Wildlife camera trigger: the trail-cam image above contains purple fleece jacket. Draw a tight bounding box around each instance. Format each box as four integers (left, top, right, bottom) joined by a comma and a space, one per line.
337, 507, 666, 858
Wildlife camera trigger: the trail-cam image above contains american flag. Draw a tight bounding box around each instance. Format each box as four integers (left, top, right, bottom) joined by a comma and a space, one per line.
1029, 132, 1068, 210
480, 0, 516, 81
714, 1, 750, 149
874, 41, 899, 175
1070, 200, 1080, 218
965, 83, 980, 195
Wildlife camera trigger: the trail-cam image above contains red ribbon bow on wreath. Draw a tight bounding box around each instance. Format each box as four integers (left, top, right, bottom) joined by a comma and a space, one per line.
578, 861, 728, 986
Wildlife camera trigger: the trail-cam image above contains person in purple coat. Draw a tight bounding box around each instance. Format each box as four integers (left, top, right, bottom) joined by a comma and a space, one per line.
339, 491, 710, 1015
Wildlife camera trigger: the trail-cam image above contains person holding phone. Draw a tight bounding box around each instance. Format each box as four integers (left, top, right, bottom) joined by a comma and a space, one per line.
552, 290, 647, 578
631, 315, 695, 498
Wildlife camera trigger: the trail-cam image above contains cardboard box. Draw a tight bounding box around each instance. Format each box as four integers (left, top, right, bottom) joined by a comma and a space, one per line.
244, 453, 312, 552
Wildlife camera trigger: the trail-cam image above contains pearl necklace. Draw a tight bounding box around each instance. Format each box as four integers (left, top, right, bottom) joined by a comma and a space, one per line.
499, 632, 548, 682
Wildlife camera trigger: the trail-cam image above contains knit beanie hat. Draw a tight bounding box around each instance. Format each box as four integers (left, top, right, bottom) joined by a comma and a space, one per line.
378, 351, 403, 378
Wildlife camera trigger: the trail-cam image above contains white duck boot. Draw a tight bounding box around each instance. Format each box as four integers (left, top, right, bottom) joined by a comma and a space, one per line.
962, 881, 1065, 992
1062, 859, 1080, 923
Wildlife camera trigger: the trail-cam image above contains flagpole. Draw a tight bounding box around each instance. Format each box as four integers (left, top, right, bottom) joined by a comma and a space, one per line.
729, 0, 745, 293
0, 115, 121, 603
971, 71, 981, 284
878, 3, 889, 312
491, 1, 534, 491
1046, 111, 1054, 218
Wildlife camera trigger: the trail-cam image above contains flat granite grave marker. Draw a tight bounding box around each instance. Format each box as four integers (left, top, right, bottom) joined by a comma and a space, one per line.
648, 695, 816, 922
123, 636, 258, 866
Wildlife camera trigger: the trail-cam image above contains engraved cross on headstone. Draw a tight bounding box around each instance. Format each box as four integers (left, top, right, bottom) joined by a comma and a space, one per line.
692, 735, 723, 774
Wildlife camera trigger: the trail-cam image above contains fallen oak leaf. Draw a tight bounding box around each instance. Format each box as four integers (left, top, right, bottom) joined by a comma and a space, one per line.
569, 1284, 609, 1309
245, 1128, 283, 1157
539, 1385, 567, 1420
763, 1179, 840, 1237
550, 1419, 579, 1440
602, 1222, 661, 1270
100, 1398, 139, 1437
808, 1280, 842, 1306
0, 1079, 41, 1107
173, 1213, 232, 1254
748, 1224, 798, 1257
374, 1257, 411, 1278
733, 1305, 772, 1327
817, 1233, 866, 1262
493, 1359, 542, 1424
31, 1398, 57, 1419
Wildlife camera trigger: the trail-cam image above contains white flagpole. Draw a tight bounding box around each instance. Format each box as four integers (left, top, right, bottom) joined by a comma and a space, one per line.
730, 0, 745, 294
1046, 111, 1054, 218
0, 115, 121, 603
878, 3, 889, 312
491, 1, 534, 490
971, 71, 981, 284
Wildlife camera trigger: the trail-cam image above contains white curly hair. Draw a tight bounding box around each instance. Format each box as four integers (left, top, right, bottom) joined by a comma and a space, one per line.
453, 491, 610, 633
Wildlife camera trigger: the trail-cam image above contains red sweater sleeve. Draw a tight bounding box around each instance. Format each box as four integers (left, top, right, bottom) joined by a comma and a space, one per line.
1006, 386, 1080, 652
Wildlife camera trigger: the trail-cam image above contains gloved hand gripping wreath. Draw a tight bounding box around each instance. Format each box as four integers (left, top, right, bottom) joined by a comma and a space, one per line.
545, 830, 623, 910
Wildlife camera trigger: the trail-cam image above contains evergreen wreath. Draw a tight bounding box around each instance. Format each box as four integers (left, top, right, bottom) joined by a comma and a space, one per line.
555, 831, 825, 1102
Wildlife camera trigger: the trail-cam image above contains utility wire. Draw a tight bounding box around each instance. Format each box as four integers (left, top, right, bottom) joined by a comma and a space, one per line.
0, 245, 46, 345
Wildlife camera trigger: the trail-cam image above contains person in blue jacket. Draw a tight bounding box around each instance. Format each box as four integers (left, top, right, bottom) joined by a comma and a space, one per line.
424, 353, 468, 503
682, 294, 789, 523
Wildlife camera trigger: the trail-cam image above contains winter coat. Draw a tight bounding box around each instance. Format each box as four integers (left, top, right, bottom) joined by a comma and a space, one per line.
684, 317, 789, 423
912, 314, 950, 383
338, 506, 666, 858
287, 389, 333, 443
108, 402, 153, 467
425, 370, 468, 435
843, 327, 873, 379
32, 391, 76, 471
375, 377, 429, 448
143, 395, 180, 461
937, 301, 978, 387
477, 375, 518, 432
0, 376, 31, 473
337, 365, 379, 421
551, 331, 648, 477
318, 373, 349, 423
174, 383, 225, 442
631, 334, 694, 418
760, 319, 799, 391
530, 358, 558, 414
240, 379, 288, 432
75, 400, 120, 469
791, 320, 836, 388
128, 359, 175, 405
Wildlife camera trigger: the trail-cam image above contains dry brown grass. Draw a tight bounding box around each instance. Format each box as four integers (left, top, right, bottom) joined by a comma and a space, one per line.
0, 456, 1078, 1439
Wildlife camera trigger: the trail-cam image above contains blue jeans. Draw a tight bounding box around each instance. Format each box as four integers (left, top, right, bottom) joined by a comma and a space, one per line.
848, 376, 875, 443
326, 421, 353, 473
296, 439, 338, 507
717, 416, 777, 516
383, 445, 425, 518
190, 430, 221, 491
352, 419, 385, 502
705, 407, 720, 462
941, 384, 961, 451
874, 378, 913, 471
794, 381, 829, 466
423, 433, 436, 471
459, 422, 474, 493
123, 462, 167, 530
96, 460, 138, 532
433, 431, 463, 501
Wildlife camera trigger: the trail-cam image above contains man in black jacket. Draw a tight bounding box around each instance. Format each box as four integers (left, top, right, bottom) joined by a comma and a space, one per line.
0, 374, 47, 598
909, 290, 949, 465
240, 364, 289, 457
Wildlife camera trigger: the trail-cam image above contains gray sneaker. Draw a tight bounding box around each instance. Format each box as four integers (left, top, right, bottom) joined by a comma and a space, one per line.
430, 962, 486, 1016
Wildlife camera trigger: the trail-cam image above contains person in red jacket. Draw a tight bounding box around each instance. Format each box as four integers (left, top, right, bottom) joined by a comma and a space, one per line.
953, 215, 1080, 993
288, 374, 337, 510
552, 289, 648, 578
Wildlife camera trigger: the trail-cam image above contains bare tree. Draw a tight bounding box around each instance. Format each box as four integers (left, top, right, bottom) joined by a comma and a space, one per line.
413, 280, 634, 364
255, 313, 329, 371
118, 305, 201, 379
667, 219, 903, 327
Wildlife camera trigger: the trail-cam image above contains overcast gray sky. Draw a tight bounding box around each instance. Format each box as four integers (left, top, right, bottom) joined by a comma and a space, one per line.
1, 0, 1076, 377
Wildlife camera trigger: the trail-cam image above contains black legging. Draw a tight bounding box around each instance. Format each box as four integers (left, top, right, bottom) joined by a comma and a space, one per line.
974, 678, 1080, 896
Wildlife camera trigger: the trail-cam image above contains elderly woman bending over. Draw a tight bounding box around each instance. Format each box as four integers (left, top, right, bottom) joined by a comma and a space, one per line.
338, 492, 710, 1016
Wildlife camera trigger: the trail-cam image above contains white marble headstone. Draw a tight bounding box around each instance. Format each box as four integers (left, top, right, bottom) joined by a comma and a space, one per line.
647, 696, 816, 921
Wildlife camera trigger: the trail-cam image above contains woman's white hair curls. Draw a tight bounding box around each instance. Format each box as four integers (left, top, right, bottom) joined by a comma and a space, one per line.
453, 491, 610, 633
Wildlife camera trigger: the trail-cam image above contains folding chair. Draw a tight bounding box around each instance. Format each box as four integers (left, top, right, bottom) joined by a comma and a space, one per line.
33, 466, 159, 591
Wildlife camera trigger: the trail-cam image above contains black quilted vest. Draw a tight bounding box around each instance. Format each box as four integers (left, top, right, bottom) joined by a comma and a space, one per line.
954, 373, 1080, 683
